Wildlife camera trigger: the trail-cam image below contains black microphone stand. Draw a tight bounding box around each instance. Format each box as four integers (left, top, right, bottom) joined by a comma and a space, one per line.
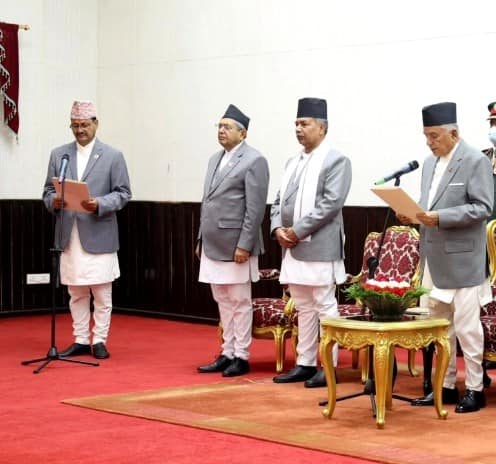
319, 175, 412, 416
21, 175, 99, 373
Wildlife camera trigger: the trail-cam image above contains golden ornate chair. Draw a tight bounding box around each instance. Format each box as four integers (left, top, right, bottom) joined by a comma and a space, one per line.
252, 269, 295, 373
289, 225, 421, 380
337, 225, 422, 380
480, 219, 496, 384
219, 269, 295, 373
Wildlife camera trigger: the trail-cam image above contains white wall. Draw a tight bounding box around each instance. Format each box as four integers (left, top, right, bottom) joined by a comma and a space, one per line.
0, 0, 98, 199
97, 0, 496, 204
1, 0, 496, 205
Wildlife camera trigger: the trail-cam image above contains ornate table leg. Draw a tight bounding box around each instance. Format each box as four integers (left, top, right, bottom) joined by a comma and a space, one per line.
373, 338, 391, 428
407, 348, 420, 377
320, 333, 337, 419
385, 345, 395, 410
433, 334, 450, 420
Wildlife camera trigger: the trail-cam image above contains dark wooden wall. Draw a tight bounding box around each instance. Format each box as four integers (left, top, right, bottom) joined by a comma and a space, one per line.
0, 200, 392, 321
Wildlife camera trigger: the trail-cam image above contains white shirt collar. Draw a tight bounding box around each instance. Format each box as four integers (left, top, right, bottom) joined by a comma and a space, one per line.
438, 141, 459, 165
76, 138, 96, 157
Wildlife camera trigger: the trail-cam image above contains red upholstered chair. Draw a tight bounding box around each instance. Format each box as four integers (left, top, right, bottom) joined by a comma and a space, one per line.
288, 225, 421, 378
252, 269, 295, 373
218, 269, 296, 373
480, 219, 496, 384
338, 225, 422, 380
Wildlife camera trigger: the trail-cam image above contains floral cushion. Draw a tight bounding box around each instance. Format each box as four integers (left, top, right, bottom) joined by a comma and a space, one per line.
338, 304, 371, 317
361, 228, 420, 282
481, 285, 496, 317
258, 268, 281, 280
252, 298, 291, 328
339, 226, 420, 316
481, 315, 496, 354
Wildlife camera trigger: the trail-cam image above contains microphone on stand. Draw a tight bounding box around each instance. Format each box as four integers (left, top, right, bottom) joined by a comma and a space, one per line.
366, 256, 379, 279
58, 154, 70, 184
374, 160, 419, 185
368, 161, 419, 279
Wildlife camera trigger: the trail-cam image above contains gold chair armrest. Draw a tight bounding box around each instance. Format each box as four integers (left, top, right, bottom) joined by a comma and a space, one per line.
283, 297, 295, 316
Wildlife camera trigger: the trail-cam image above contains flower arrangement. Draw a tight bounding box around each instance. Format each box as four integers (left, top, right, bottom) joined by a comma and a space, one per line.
343, 277, 429, 321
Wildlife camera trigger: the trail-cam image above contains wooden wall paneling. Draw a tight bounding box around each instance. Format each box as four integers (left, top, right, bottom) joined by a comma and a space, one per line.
251, 205, 283, 299
0, 200, 68, 314
0, 201, 12, 312
159, 202, 217, 320
165, 202, 188, 316
22, 201, 50, 310
115, 201, 161, 312
184, 203, 219, 320
2, 201, 392, 320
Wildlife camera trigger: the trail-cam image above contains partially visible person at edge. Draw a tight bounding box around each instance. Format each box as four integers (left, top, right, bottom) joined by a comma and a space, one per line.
42, 100, 132, 360
397, 102, 493, 413
270, 97, 352, 388
196, 104, 270, 377
483, 101, 496, 221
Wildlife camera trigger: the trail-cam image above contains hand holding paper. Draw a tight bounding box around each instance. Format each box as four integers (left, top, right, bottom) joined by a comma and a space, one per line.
52, 197, 66, 210
52, 178, 91, 213
371, 186, 424, 224
416, 210, 439, 227
81, 198, 98, 213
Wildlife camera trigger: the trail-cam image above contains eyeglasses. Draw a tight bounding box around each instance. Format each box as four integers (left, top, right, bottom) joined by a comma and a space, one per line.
215, 123, 240, 132
70, 122, 93, 130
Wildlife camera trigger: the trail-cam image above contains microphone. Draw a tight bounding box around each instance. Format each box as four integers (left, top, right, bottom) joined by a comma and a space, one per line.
58, 154, 69, 184
374, 160, 419, 185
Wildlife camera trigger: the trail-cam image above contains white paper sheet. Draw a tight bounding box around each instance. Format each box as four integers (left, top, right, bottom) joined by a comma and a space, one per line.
371, 186, 424, 224
52, 178, 90, 213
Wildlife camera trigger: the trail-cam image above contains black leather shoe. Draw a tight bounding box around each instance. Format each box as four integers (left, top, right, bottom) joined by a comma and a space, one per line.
304, 369, 339, 388
484, 360, 496, 369
197, 355, 232, 373
411, 386, 459, 406
273, 365, 317, 383
455, 389, 486, 413
483, 371, 492, 388
305, 370, 326, 388
222, 357, 250, 377
92, 342, 110, 359
59, 343, 91, 357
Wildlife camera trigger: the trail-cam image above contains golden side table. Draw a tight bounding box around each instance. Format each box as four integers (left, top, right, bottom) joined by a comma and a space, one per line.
320, 315, 450, 428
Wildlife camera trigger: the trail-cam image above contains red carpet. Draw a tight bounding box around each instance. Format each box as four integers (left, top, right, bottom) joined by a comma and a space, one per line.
1, 313, 377, 464
62, 367, 496, 464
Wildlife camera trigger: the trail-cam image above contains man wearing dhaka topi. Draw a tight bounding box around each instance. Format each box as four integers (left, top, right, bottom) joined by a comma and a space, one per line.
42, 100, 132, 360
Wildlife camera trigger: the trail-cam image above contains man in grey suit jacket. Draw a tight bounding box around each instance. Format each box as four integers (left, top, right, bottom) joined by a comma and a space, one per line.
196, 104, 269, 377
42, 101, 131, 360
399, 102, 493, 413
271, 98, 352, 387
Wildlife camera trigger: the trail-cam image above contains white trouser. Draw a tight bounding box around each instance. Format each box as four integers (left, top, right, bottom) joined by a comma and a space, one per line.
427, 286, 484, 391
211, 282, 252, 361
289, 284, 339, 367
67, 283, 113, 345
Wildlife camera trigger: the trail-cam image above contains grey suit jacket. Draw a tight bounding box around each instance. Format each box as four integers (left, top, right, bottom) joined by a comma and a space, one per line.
270, 147, 352, 262
198, 141, 270, 261
419, 139, 493, 288
42, 138, 132, 253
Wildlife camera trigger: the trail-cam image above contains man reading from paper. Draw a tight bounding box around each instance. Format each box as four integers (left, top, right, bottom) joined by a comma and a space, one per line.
42, 100, 131, 360
397, 102, 492, 413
